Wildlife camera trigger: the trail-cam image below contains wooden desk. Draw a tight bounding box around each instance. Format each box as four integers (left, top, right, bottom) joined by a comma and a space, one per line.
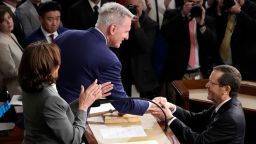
172, 79, 256, 114
85, 113, 179, 144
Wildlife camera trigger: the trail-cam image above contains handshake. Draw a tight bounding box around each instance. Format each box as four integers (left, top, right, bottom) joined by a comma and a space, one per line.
148, 97, 176, 121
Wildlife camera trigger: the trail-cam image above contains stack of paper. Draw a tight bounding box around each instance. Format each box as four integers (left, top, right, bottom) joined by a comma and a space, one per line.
9, 95, 23, 113
104, 112, 141, 124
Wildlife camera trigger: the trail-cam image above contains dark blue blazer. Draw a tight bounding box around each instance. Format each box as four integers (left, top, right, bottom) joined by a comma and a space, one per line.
55, 28, 149, 115
23, 27, 68, 48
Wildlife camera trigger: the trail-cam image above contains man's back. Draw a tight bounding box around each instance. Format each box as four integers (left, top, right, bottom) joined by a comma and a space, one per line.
55, 28, 149, 115
56, 29, 121, 101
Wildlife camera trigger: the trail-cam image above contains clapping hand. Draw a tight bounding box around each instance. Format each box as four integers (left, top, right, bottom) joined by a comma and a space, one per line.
78, 79, 112, 111
101, 81, 113, 97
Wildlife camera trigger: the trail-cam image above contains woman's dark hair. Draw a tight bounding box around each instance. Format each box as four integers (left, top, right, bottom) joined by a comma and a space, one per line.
0, 5, 13, 23
18, 41, 61, 93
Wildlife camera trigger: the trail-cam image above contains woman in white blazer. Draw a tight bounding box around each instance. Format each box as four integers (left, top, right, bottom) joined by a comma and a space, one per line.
0, 5, 23, 98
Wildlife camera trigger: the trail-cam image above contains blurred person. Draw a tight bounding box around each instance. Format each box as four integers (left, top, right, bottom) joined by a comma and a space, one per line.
150, 65, 245, 144
0, 5, 23, 98
55, 2, 151, 115
119, 0, 160, 99
206, 0, 256, 80
161, 0, 217, 81
15, 0, 41, 36
51, 0, 80, 25
143, 0, 183, 27
19, 41, 113, 144
23, 1, 67, 47
65, 0, 109, 30
0, 0, 26, 45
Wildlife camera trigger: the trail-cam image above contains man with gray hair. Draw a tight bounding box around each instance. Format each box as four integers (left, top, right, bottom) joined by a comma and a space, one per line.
55, 2, 150, 115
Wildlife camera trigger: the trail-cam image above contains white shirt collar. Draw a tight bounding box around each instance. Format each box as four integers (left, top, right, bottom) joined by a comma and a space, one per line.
88, 0, 101, 12
95, 27, 107, 45
215, 98, 231, 112
41, 26, 58, 43
2, 2, 16, 13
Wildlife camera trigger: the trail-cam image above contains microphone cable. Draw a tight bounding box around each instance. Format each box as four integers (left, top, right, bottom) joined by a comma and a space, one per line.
96, 97, 168, 132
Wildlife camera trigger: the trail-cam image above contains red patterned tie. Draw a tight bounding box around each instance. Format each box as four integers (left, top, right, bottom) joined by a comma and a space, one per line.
188, 20, 196, 68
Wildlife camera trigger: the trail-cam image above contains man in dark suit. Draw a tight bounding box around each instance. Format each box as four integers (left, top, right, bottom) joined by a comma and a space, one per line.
24, 1, 67, 47
55, 2, 150, 115
65, 0, 109, 30
150, 65, 245, 144
119, 0, 160, 99
144, 0, 184, 27
206, 0, 256, 80
15, 0, 41, 37
0, 0, 25, 45
161, 0, 217, 82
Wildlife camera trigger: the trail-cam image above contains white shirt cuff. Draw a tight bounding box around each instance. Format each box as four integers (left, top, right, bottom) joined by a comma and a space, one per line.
167, 117, 176, 126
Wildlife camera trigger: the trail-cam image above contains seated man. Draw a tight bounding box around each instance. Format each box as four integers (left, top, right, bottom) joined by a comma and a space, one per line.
23, 1, 67, 47
150, 65, 245, 144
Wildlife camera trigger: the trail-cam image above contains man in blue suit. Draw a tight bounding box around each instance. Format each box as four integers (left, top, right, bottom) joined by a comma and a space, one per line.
24, 1, 67, 47
55, 2, 150, 115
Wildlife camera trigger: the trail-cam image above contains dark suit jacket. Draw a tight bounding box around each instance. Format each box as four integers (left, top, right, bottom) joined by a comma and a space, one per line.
65, 0, 108, 30
23, 27, 68, 47
161, 10, 217, 81
55, 28, 149, 115
170, 98, 245, 144
207, 0, 256, 80
119, 12, 160, 97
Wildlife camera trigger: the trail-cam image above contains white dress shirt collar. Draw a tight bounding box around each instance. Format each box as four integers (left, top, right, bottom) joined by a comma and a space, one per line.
2, 2, 16, 13
88, 0, 101, 12
94, 27, 107, 45
41, 26, 58, 43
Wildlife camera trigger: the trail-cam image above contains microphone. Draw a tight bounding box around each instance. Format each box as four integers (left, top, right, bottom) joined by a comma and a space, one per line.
93, 97, 168, 132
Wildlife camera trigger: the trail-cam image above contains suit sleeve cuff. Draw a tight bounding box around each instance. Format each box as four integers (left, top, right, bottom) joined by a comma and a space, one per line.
167, 117, 177, 126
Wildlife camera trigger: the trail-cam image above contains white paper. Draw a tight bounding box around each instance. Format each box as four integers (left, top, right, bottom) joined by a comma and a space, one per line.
9, 95, 22, 106
0, 122, 15, 131
89, 103, 115, 115
100, 125, 146, 139
113, 140, 158, 144
14, 106, 23, 113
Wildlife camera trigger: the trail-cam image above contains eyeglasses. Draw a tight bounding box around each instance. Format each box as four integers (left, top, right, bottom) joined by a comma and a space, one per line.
208, 80, 220, 86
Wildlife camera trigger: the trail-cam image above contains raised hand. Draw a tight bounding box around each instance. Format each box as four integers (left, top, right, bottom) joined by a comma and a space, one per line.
101, 81, 113, 97
229, 0, 241, 14
78, 79, 102, 111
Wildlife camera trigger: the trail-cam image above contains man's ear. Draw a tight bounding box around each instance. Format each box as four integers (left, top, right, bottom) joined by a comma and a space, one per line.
223, 85, 231, 95
109, 24, 117, 35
